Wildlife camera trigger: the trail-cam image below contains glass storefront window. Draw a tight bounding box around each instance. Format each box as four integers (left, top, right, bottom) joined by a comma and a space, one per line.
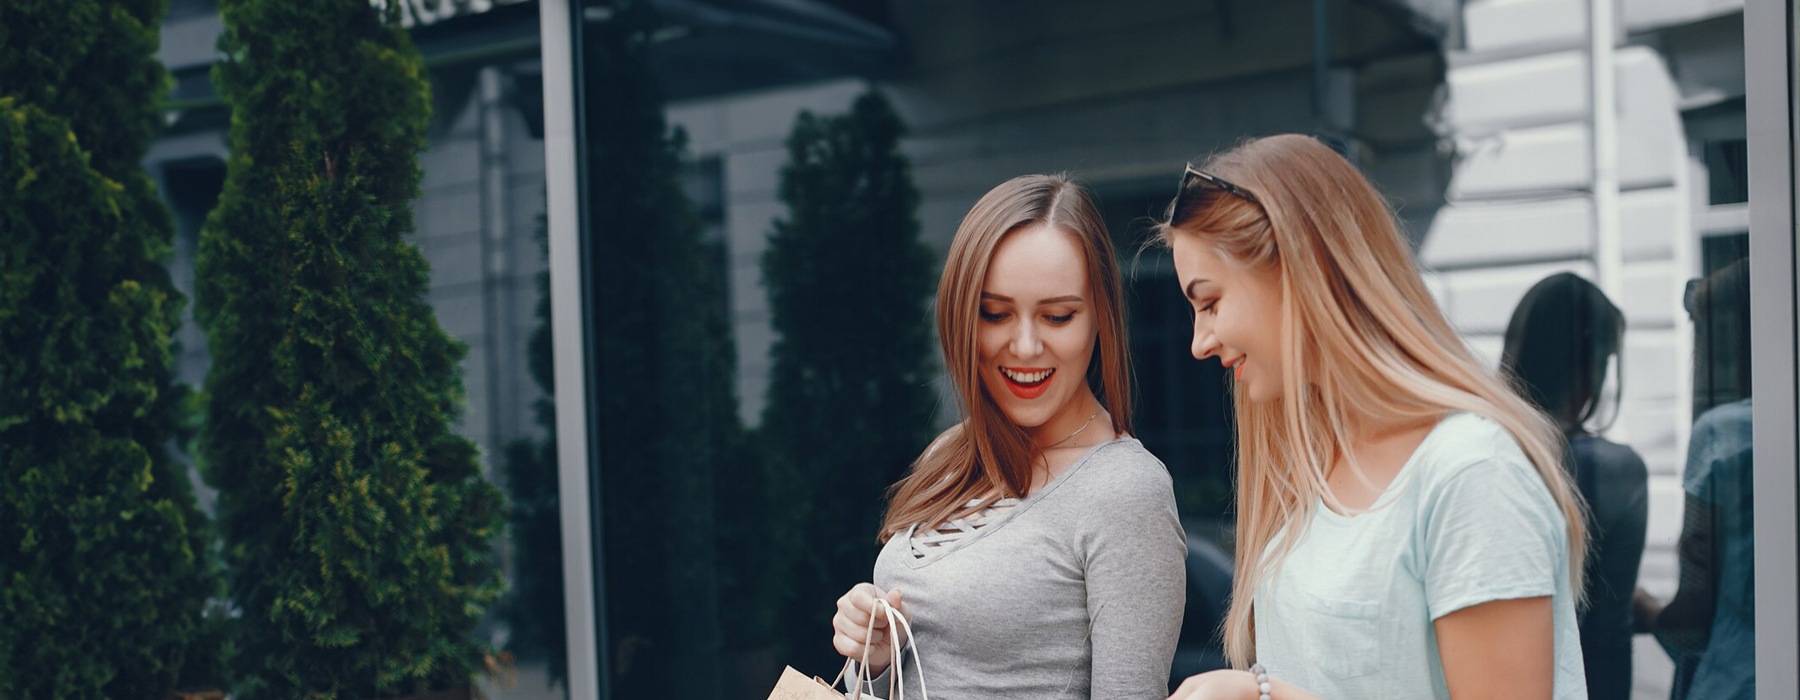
540, 0, 1800, 697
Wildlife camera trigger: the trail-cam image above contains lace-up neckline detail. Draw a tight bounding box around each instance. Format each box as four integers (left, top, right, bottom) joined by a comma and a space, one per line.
896, 437, 1131, 569
909, 497, 1022, 560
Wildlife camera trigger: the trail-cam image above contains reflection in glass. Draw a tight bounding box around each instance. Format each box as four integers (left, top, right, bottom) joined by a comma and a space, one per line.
1645, 259, 1754, 700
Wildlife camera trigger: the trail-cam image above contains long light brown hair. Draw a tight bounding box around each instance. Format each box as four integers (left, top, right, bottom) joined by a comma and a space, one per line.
1153, 135, 1588, 666
879, 174, 1134, 541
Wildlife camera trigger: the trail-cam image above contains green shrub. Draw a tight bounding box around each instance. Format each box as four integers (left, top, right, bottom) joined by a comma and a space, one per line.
196, 1, 502, 696
0, 0, 218, 694
0, 96, 212, 699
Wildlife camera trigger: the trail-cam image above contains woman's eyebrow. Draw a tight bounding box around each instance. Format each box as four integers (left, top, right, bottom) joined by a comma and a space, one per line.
980, 292, 1085, 304
1184, 279, 1212, 300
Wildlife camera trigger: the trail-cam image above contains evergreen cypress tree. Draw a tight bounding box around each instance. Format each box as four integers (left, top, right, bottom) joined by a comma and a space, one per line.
759, 90, 939, 674
197, 1, 502, 696
0, 0, 218, 695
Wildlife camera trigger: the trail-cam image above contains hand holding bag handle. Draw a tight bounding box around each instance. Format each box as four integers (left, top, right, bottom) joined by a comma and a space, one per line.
833, 599, 930, 700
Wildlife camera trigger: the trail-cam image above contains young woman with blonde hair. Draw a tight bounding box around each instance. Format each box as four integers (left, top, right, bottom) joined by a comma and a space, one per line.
829, 174, 1186, 697
1159, 135, 1589, 700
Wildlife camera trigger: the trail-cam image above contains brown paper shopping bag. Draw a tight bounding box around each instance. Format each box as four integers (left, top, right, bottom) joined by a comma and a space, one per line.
766, 666, 851, 700
764, 599, 931, 700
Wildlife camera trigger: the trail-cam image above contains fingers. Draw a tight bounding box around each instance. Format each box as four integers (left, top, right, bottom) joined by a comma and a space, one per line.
833, 632, 890, 676
831, 613, 890, 669
839, 583, 892, 628
832, 609, 889, 645
885, 588, 906, 617
832, 628, 872, 659
832, 583, 895, 663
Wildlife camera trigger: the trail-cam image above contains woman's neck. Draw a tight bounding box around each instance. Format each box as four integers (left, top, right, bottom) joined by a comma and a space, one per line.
1026, 390, 1106, 450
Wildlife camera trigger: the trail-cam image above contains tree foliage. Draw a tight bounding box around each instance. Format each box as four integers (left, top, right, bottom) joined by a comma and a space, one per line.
0, 0, 218, 695
197, 1, 502, 696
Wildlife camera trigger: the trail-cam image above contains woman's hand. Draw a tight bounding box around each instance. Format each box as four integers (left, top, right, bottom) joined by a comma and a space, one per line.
831, 583, 910, 676
1168, 669, 1320, 700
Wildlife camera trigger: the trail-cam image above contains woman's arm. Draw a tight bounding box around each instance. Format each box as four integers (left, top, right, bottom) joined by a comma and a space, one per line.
1435, 596, 1556, 700
1167, 597, 1557, 700
1083, 463, 1188, 698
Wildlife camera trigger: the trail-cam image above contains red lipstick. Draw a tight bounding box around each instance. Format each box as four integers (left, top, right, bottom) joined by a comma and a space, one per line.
1001, 366, 1053, 399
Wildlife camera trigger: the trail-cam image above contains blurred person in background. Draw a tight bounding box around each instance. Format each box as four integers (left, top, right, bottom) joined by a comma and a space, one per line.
1501, 272, 1649, 700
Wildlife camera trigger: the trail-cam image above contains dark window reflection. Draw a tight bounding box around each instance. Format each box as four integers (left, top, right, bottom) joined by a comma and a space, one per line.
1653, 255, 1755, 700
167, 0, 217, 20
1703, 139, 1750, 206
1694, 234, 1752, 415
578, 3, 930, 697
576, 1, 742, 696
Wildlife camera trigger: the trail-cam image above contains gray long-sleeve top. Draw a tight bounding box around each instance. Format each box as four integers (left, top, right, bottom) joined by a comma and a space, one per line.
869, 437, 1187, 699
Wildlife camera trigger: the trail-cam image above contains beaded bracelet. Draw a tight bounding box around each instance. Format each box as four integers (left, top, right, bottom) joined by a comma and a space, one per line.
1249, 663, 1272, 700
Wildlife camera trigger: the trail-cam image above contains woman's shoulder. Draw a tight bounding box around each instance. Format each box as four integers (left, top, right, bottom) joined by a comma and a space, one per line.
1054, 439, 1180, 538
1410, 413, 1539, 486
1063, 438, 1175, 497
1569, 433, 1648, 477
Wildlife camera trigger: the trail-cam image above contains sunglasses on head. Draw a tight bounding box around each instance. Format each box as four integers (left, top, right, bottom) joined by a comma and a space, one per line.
1163, 163, 1261, 226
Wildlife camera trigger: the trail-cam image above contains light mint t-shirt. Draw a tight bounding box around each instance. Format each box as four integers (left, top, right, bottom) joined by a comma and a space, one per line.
1253, 413, 1587, 699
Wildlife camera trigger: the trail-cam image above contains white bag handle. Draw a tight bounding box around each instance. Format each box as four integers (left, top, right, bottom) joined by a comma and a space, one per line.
831, 598, 930, 700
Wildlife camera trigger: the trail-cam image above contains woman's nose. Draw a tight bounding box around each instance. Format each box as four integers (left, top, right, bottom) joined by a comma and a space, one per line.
1191, 324, 1218, 361
1011, 322, 1043, 358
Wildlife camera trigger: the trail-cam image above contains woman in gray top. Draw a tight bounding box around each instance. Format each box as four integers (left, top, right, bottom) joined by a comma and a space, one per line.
828, 174, 1187, 698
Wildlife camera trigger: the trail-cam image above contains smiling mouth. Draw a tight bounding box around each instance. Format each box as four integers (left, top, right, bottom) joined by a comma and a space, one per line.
1000, 367, 1054, 399
1225, 358, 1246, 381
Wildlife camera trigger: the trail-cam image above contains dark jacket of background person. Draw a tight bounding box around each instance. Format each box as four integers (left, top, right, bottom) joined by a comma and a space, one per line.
1502, 272, 1650, 700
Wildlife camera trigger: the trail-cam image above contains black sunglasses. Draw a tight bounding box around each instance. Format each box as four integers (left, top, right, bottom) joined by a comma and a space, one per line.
1163, 163, 1261, 225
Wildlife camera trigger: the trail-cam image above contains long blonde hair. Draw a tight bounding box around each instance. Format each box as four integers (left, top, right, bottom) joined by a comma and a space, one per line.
880, 174, 1134, 541
1153, 135, 1588, 666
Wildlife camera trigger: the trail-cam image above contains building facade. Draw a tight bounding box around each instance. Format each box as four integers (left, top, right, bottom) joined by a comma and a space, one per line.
148, 1, 1779, 697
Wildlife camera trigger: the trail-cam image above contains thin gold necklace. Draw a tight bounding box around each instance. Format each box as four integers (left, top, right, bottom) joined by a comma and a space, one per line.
1043, 408, 1102, 449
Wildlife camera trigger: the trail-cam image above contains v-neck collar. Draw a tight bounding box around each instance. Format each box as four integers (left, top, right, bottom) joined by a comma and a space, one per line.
1315, 412, 1456, 524
900, 437, 1130, 569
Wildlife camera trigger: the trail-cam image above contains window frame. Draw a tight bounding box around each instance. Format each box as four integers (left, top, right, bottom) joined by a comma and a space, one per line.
1744, 0, 1800, 695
